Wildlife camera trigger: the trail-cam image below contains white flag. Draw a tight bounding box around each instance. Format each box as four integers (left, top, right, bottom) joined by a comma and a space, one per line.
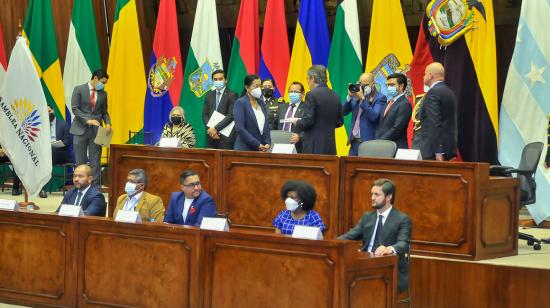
0, 37, 52, 197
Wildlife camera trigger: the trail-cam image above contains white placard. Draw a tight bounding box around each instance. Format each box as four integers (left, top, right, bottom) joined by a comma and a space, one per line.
271, 143, 297, 154
280, 117, 301, 123
200, 217, 229, 231
0, 199, 18, 211
58, 204, 84, 217
207, 111, 234, 137
115, 210, 142, 223
292, 225, 323, 240
51, 140, 65, 148
395, 149, 422, 160
159, 137, 179, 148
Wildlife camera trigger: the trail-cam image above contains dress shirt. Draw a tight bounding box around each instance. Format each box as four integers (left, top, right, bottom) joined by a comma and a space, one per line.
253, 106, 265, 135
50, 119, 57, 142
75, 185, 92, 206
122, 191, 144, 211
182, 197, 194, 223
367, 206, 393, 252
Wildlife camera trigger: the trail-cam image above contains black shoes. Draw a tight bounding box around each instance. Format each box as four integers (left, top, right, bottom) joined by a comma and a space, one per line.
11, 187, 22, 196
39, 190, 47, 198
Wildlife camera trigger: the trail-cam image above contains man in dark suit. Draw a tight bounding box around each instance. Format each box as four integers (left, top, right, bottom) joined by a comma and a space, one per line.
202, 69, 238, 149
376, 73, 412, 149
338, 178, 412, 293
277, 81, 306, 153
344, 72, 387, 156
70, 69, 111, 186
412, 62, 458, 161
58, 164, 106, 216
292, 65, 344, 155
164, 170, 217, 226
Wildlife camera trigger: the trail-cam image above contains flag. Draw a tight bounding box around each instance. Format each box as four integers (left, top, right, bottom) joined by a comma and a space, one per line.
0, 20, 7, 87
409, 0, 498, 163
499, 1, 550, 224
365, 0, 413, 146
106, 0, 146, 145
0, 37, 52, 197
226, 0, 259, 95
23, 0, 66, 120
328, 0, 362, 156
143, 0, 184, 143
258, 0, 290, 97
179, 0, 223, 148
63, 0, 102, 123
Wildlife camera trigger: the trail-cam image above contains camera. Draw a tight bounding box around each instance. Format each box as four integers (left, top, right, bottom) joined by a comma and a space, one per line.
348, 83, 362, 93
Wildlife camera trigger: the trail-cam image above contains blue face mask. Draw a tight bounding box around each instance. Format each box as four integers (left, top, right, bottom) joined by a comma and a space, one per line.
124, 182, 137, 195
288, 92, 301, 104
95, 82, 105, 91
386, 86, 398, 98
213, 80, 225, 90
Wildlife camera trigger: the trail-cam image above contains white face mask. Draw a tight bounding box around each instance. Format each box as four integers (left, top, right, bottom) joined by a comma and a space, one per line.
285, 197, 300, 212
250, 87, 263, 99
125, 182, 137, 195
423, 84, 430, 93
364, 85, 372, 96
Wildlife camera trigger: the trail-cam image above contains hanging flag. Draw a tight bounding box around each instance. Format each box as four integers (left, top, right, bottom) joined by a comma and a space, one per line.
0, 37, 52, 197
328, 0, 362, 156
143, 0, 184, 143
499, 1, 550, 224
226, 0, 259, 95
410, 0, 498, 162
179, 0, 223, 148
258, 0, 290, 97
0, 20, 7, 87
106, 0, 146, 144
23, 0, 66, 120
63, 0, 102, 123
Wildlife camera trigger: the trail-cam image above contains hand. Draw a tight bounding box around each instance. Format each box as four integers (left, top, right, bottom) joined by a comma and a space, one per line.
290, 117, 299, 125
86, 119, 100, 126
435, 153, 444, 161
258, 144, 270, 152
374, 245, 395, 256
105, 124, 112, 134
290, 133, 300, 144
545, 162, 549, 169
207, 127, 219, 139
0, 149, 5, 157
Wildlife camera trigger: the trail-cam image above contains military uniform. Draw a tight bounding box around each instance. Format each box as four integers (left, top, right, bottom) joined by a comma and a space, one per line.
264, 96, 284, 130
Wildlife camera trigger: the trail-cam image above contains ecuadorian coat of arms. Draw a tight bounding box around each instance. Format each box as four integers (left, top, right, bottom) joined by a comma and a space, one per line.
148, 56, 178, 97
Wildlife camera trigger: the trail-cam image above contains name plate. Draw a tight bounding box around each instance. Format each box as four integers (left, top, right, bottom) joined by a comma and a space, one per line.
58, 204, 83, 217
0, 199, 18, 211
159, 137, 179, 148
292, 225, 323, 240
200, 217, 229, 231
271, 143, 297, 154
395, 149, 422, 160
115, 210, 142, 223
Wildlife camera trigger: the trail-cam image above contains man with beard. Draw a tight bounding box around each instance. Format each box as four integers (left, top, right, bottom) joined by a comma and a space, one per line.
338, 178, 412, 293
58, 164, 106, 216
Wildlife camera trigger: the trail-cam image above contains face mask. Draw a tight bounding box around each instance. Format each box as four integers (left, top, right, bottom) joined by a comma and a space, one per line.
49, 113, 55, 122
250, 87, 263, 99
364, 85, 372, 96
125, 182, 137, 195
95, 82, 105, 91
285, 197, 301, 212
171, 116, 183, 125
288, 92, 301, 104
387, 86, 398, 98
423, 84, 430, 93
262, 88, 274, 98
213, 80, 225, 90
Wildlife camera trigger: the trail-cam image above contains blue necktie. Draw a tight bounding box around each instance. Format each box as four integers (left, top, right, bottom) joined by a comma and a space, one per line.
371, 215, 384, 252
215, 91, 221, 111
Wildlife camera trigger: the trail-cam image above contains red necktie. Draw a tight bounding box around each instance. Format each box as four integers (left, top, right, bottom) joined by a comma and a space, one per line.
383, 99, 394, 117
90, 89, 96, 111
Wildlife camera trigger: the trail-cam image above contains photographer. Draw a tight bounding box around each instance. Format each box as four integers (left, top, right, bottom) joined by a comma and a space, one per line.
343, 72, 387, 156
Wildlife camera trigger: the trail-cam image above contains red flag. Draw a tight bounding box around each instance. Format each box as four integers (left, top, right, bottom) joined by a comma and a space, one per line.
0, 20, 8, 85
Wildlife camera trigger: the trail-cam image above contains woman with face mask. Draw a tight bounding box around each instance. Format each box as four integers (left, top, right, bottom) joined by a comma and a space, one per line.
232, 74, 271, 151
272, 180, 326, 235
160, 106, 196, 148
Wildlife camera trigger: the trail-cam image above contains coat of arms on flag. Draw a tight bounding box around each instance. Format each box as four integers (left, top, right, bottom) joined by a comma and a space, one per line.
148, 55, 178, 97
189, 59, 219, 98
427, 0, 487, 46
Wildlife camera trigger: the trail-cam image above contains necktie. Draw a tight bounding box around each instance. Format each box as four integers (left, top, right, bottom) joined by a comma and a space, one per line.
215, 91, 221, 111
371, 215, 384, 252
75, 191, 83, 206
383, 99, 394, 117
90, 89, 96, 112
283, 103, 296, 132
352, 103, 363, 137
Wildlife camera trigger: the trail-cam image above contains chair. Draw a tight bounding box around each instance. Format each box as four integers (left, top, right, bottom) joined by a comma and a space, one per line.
128, 130, 153, 145
397, 244, 412, 308
270, 130, 293, 145
357, 140, 397, 158
489, 141, 544, 250
0, 162, 14, 192
98, 148, 110, 191
49, 162, 75, 195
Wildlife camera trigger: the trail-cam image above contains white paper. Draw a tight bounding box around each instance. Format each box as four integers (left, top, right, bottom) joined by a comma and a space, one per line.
94, 126, 113, 147
58, 204, 83, 217
207, 111, 234, 137
115, 210, 142, 223
219, 121, 234, 137
159, 137, 180, 148
395, 149, 422, 160
51, 140, 65, 148
200, 217, 229, 231
292, 225, 323, 240
0, 199, 18, 211
271, 144, 297, 154
280, 117, 301, 123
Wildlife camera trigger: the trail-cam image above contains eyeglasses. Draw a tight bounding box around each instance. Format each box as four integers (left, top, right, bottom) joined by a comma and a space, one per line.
182, 181, 201, 188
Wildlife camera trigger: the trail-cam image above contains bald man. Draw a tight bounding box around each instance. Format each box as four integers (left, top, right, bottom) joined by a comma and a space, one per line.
58, 164, 106, 216
412, 62, 457, 161
343, 73, 387, 156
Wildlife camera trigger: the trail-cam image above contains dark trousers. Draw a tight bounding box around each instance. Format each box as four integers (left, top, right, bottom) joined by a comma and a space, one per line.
206, 134, 235, 150
73, 127, 102, 186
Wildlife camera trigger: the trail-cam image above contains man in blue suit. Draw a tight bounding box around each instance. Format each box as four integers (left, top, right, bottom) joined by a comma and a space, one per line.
58, 164, 106, 216
343, 73, 386, 156
164, 170, 217, 226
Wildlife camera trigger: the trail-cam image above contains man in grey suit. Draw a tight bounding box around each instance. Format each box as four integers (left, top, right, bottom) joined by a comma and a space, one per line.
70, 69, 111, 187
277, 81, 306, 153
338, 178, 412, 293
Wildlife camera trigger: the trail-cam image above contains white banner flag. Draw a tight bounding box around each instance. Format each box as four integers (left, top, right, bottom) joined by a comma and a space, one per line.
0, 37, 52, 197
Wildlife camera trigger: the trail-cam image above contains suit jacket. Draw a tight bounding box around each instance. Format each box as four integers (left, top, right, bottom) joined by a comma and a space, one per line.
343, 91, 386, 143
113, 191, 165, 222
52, 118, 73, 164
276, 101, 306, 153
338, 207, 412, 292
295, 85, 344, 155
412, 82, 458, 160
163, 191, 217, 226
233, 96, 271, 151
376, 94, 412, 149
69, 83, 111, 136
202, 87, 238, 139
59, 186, 106, 217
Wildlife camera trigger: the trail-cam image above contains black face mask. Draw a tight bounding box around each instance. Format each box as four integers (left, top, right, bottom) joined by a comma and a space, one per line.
171, 116, 183, 125
262, 88, 274, 98
49, 113, 55, 122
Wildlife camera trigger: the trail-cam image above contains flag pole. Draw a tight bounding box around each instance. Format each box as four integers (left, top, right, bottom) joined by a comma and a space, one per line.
102, 0, 111, 48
